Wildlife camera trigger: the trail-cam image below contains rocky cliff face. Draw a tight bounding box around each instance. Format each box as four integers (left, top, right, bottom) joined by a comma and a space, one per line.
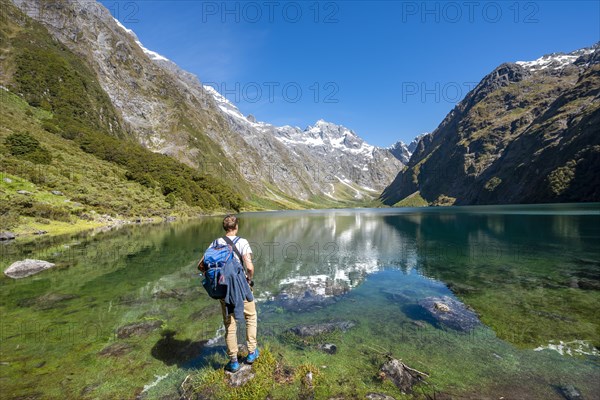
11, 0, 402, 205
381, 44, 600, 206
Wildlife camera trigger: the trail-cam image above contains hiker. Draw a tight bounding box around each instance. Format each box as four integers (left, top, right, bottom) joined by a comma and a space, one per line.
198, 214, 258, 372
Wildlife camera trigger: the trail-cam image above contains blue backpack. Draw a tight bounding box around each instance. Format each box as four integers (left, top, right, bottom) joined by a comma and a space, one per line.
201, 236, 242, 299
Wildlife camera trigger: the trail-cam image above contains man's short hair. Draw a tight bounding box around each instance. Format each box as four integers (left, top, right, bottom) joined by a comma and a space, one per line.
223, 214, 238, 232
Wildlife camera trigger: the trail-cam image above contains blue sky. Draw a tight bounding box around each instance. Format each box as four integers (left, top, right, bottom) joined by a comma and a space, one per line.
100, 1, 599, 147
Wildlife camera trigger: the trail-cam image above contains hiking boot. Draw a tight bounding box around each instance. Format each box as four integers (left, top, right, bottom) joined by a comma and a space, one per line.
246, 348, 259, 364
224, 359, 240, 373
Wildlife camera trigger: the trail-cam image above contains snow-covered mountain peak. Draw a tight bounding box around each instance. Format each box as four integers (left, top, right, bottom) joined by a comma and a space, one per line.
515, 46, 596, 72
388, 133, 429, 164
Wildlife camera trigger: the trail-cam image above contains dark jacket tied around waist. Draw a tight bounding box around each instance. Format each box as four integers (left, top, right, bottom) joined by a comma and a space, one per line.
222, 257, 254, 320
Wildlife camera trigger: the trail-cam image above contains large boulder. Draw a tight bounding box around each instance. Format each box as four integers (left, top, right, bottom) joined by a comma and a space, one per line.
0, 231, 16, 241
4, 259, 55, 278
418, 296, 481, 332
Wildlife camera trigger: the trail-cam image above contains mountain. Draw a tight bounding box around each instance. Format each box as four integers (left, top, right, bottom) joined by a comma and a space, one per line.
388, 141, 411, 164
8, 0, 402, 209
203, 85, 404, 202
381, 44, 600, 206
407, 133, 428, 153
388, 133, 429, 164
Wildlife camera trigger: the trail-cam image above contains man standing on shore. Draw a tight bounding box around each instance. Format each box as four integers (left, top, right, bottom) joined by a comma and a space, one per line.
199, 215, 258, 372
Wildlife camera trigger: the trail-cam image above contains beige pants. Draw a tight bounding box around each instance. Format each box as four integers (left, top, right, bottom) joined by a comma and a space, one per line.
220, 299, 257, 359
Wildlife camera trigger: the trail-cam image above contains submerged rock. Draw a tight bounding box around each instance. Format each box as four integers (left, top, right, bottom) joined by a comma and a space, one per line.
36, 293, 78, 310
226, 364, 254, 387
418, 296, 481, 332
379, 358, 427, 394
273, 276, 350, 312
4, 259, 55, 278
152, 287, 200, 301
557, 385, 583, 400
446, 282, 480, 295
318, 343, 337, 354
288, 321, 356, 337
382, 288, 415, 303
116, 320, 163, 339
274, 291, 337, 312
99, 342, 134, 357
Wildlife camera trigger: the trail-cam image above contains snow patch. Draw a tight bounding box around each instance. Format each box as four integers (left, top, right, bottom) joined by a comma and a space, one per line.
516, 48, 595, 71
202, 85, 266, 127
336, 176, 363, 199
113, 17, 169, 62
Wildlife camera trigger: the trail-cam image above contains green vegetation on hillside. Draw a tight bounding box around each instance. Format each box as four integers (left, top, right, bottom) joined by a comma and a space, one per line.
4, 132, 52, 164
0, 0, 242, 228
393, 191, 429, 207
0, 90, 180, 235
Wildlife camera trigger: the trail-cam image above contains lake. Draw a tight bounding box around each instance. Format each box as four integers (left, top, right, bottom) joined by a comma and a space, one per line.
1, 204, 599, 399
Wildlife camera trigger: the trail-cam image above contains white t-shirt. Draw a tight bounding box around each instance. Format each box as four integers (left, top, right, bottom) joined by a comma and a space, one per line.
210, 236, 252, 262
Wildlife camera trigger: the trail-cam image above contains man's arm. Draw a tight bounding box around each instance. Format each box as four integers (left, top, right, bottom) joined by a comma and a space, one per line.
243, 253, 254, 280
197, 256, 205, 272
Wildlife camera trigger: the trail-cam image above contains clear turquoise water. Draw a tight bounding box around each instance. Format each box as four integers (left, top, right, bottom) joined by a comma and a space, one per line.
1, 204, 599, 399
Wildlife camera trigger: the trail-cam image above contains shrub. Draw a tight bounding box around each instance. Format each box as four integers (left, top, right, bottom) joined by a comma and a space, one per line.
484, 177, 502, 191
0, 210, 21, 230
548, 161, 576, 196
4, 132, 52, 164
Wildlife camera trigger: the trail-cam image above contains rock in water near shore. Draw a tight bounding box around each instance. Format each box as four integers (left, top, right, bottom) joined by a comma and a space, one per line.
115, 320, 163, 339
0, 231, 16, 241
318, 343, 337, 354
379, 358, 428, 394
288, 321, 356, 337
4, 259, 55, 278
557, 385, 583, 400
418, 296, 480, 332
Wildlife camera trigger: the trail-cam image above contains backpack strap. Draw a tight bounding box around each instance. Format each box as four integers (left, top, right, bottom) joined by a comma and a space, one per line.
222, 236, 248, 275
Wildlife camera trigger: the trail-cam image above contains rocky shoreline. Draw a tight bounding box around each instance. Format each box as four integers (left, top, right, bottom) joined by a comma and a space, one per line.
0, 214, 183, 244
